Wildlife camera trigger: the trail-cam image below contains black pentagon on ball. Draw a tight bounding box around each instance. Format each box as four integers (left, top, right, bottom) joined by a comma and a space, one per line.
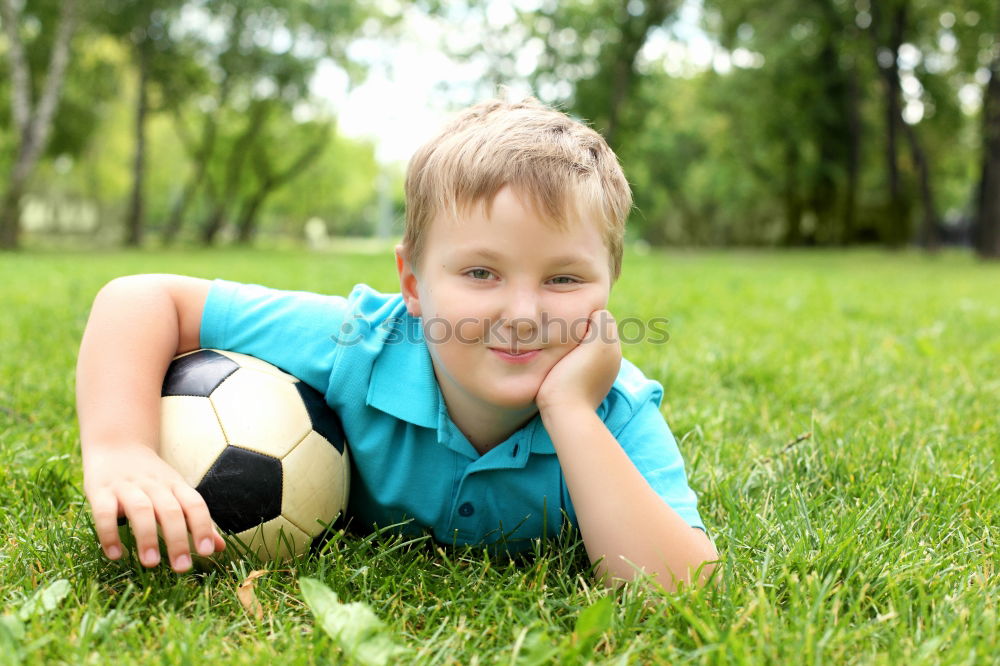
162, 349, 240, 398
295, 381, 346, 454
195, 446, 283, 534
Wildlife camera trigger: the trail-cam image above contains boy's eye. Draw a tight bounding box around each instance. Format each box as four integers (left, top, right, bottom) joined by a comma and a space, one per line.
463, 270, 579, 284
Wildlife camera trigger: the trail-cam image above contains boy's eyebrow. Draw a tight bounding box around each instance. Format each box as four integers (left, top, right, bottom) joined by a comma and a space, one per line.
459, 248, 591, 266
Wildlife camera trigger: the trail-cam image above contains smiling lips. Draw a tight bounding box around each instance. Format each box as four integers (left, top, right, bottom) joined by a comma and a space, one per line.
489, 347, 541, 363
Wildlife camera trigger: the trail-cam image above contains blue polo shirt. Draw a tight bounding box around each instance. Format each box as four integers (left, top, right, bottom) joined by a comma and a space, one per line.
200, 279, 704, 551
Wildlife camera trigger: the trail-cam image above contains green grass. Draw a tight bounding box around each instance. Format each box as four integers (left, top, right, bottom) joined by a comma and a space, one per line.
0, 246, 997, 664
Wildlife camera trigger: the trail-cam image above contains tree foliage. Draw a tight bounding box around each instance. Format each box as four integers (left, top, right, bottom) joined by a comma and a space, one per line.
440, 0, 997, 252
1, 0, 386, 249
2, 0, 998, 252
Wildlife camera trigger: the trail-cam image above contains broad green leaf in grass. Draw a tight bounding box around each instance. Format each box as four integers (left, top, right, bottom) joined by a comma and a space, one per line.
0, 614, 25, 643
17, 579, 71, 621
299, 577, 408, 666
513, 626, 558, 666
572, 596, 614, 653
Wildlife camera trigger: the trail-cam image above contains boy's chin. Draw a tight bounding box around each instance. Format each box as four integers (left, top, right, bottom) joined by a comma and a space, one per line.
486, 390, 541, 413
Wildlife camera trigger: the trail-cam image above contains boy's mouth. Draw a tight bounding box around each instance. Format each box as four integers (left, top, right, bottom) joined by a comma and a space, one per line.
489, 347, 541, 362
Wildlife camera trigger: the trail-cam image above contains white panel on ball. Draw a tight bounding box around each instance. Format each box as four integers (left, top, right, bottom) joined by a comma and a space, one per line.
160, 395, 229, 486
234, 515, 311, 561
281, 431, 351, 537
211, 370, 312, 458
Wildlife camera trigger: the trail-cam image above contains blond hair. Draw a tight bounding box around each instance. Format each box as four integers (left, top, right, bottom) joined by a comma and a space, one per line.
403, 97, 632, 283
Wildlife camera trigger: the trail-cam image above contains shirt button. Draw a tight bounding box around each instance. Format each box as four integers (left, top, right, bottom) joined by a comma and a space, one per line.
458, 502, 475, 517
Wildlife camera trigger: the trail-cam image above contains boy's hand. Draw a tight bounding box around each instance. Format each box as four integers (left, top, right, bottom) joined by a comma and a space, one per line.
535, 309, 622, 416
83, 445, 225, 572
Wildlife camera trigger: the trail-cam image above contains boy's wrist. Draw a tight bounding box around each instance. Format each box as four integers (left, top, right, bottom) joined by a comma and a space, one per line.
537, 399, 596, 427
81, 436, 157, 456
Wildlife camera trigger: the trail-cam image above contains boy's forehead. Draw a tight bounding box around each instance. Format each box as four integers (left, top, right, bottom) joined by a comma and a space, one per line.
423, 202, 609, 271
434, 188, 605, 236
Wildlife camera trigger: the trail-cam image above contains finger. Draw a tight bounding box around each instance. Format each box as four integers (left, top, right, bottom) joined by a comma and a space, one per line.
119, 485, 161, 568
213, 530, 227, 552
147, 485, 195, 572
584, 309, 614, 345
600, 309, 618, 345
173, 483, 223, 557
89, 489, 125, 560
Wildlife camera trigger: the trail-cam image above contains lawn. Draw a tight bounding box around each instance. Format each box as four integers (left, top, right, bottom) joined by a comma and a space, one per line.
0, 246, 997, 664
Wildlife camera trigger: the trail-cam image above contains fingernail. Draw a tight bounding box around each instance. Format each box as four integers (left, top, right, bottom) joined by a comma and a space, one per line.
198, 538, 213, 555
174, 554, 192, 571
143, 548, 160, 565
106, 545, 122, 559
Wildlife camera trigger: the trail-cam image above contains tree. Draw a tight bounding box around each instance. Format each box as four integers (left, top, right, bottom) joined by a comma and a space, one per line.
160, 0, 374, 246
234, 119, 330, 244
439, 0, 684, 243
102, 0, 190, 247
701, 0, 873, 245
542, 0, 680, 149
974, 44, 1000, 257
0, 0, 80, 250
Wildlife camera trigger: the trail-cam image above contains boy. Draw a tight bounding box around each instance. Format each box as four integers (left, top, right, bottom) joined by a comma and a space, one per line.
77, 97, 718, 589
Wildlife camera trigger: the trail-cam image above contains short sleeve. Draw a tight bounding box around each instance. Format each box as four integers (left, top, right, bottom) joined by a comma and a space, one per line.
611, 384, 706, 532
199, 279, 349, 394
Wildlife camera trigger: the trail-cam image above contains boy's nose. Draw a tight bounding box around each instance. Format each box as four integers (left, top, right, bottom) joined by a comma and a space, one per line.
501, 288, 541, 341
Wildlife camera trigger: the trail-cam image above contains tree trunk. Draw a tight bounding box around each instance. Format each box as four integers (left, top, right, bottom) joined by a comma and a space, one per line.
162, 161, 205, 244
162, 110, 218, 245
810, 40, 842, 244
870, 1, 908, 247
0, 0, 79, 250
576, 0, 674, 149
235, 130, 328, 244
124, 35, 150, 248
605, 56, 630, 149
781, 141, 804, 246
975, 54, 1000, 259
161, 8, 244, 246
197, 103, 268, 246
902, 121, 940, 252
843, 66, 863, 245
0, 185, 25, 249
235, 194, 267, 245
199, 204, 226, 246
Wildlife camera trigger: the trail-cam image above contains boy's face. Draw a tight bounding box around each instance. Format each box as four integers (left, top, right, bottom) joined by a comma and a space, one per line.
396, 186, 613, 416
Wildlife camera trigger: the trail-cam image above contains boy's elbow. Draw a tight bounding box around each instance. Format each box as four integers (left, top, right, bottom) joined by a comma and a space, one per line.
591, 536, 721, 592
96, 274, 159, 304
100, 273, 171, 293
692, 529, 721, 588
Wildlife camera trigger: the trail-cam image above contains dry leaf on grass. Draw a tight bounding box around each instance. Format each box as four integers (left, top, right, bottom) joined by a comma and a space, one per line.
236, 570, 268, 621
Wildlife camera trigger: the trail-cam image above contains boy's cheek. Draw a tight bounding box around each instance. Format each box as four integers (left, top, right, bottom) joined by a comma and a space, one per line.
450, 317, 478, 344
422, 317, 452, 344
568, 317, 591, 345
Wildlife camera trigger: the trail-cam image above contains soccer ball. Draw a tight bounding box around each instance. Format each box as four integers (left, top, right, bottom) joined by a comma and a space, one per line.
159, 349, 350, 561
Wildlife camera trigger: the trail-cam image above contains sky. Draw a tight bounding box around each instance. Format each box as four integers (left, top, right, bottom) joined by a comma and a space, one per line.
310, 5, 477, 164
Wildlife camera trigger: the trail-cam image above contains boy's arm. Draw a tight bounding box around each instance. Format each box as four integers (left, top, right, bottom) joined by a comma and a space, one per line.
536, 310, 719, 590
76, 274, 225, 572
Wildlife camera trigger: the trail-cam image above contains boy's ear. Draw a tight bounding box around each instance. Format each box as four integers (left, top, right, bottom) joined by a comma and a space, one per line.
394, 243, 422, 317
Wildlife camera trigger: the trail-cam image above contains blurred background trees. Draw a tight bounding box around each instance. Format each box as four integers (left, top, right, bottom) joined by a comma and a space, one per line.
1, 0, 997, 257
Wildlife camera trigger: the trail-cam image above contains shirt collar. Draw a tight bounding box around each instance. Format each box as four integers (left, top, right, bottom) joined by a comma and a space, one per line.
366, 312, 440, 429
